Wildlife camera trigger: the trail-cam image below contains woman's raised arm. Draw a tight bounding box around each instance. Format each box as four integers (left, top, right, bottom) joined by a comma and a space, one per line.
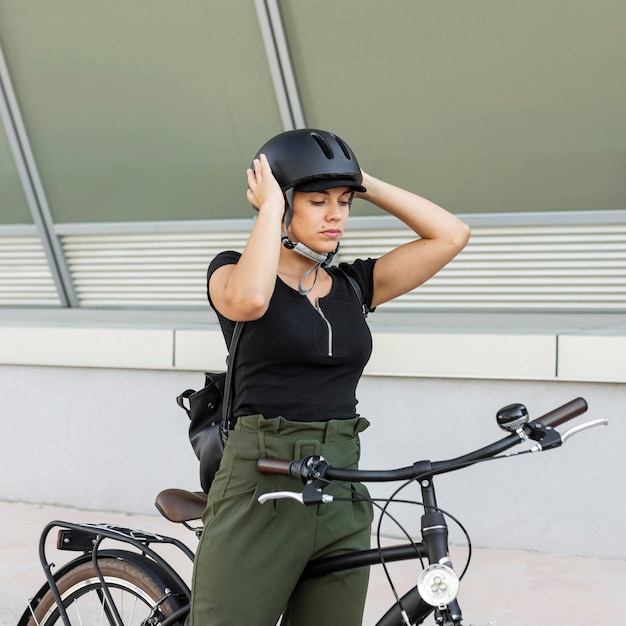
355, 173, 470, 309
209, 155, 285, 321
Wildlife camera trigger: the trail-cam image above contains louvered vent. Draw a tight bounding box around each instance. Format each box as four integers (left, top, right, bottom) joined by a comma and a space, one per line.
60, 221, 626, 311
340, 224, 626, 310
0, 235, 60, 305
61, 232, 248, 307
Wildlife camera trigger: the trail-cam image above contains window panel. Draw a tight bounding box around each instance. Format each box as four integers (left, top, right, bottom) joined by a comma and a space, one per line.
280, 0, 626, 215
0, 1, 282, 223
0, 119, 32, 224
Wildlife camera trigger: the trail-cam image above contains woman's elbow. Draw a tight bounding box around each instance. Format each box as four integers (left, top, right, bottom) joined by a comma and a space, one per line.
450, 221, 471, 252
229, 290, 269, 321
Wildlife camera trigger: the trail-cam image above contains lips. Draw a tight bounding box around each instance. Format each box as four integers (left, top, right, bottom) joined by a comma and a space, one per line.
322, 229, 342, 238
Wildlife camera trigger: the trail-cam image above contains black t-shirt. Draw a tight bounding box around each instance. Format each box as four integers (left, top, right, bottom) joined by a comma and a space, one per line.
207, 251, 376, 422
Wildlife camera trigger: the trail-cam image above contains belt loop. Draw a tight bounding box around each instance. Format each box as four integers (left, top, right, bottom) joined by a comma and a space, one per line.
258, 431, 267, 457
294, 440, 320, 460
324, 420, 338, 442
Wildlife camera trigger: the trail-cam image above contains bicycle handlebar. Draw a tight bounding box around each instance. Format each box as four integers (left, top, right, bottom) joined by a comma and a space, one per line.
257, 397, 595, 484
256, 457, 297, 477
533, 396, 588, 428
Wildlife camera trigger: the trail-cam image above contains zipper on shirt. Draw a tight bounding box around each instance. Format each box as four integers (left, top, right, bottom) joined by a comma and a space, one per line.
315, 298, 333, 356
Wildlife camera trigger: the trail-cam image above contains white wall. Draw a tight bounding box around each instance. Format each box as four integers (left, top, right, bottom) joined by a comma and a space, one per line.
0, 362, 622, 560
357, 375, 622, 560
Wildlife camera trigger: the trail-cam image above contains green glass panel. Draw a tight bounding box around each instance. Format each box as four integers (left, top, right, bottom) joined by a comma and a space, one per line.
0, 116, 32, 224
0, 1, 282, 222
280, 0, 626, 215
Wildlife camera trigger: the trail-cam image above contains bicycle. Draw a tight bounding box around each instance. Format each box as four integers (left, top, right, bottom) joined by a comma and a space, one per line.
18, 397, 606, 626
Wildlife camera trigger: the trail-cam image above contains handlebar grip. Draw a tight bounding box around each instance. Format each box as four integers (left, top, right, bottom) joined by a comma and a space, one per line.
537, 397, 588, 428
257, 457, 294, 476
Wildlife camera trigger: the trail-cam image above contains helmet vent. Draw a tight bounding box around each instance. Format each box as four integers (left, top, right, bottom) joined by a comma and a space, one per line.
334, 136, 353, 161
311, 132, 334, 160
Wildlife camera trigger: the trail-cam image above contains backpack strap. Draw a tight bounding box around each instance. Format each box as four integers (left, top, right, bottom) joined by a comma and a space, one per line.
222, 321, 244, 429
334, 267, 369, 318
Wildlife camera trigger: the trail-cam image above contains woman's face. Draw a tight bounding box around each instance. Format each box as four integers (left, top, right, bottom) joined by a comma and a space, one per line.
288, 187, 352, 254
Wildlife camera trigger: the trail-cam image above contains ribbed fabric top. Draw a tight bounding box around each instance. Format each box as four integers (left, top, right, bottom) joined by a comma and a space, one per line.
208, 251, 376, 422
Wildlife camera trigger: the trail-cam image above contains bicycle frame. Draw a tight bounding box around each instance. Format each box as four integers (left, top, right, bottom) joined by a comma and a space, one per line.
21, 397, 606, 626
22, 501, 440, 626
257, 397, 605, 626
302, 475, 453, 625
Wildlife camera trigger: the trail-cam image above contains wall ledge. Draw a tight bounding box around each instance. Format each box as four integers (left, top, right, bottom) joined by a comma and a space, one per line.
1, 309, 625, 382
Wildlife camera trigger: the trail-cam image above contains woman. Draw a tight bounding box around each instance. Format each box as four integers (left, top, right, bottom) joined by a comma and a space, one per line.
188, 129, 470, 625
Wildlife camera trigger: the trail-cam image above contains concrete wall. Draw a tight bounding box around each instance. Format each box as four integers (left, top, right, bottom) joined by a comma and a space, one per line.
0, 362, 621, 560
358, 375, 622, 560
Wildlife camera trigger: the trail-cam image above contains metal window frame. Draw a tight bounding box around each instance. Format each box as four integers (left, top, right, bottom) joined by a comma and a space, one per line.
254, 0, 305, 130
0, 37, 77, 307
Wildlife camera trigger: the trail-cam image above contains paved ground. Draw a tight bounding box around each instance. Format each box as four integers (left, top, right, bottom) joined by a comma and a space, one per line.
2, 500, 625, 625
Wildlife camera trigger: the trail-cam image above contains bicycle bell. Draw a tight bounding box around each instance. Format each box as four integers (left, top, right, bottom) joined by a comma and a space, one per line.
496, 403, 529, 432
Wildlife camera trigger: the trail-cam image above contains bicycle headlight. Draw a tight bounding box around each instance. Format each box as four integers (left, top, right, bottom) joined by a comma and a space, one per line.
417, 563, 459, 607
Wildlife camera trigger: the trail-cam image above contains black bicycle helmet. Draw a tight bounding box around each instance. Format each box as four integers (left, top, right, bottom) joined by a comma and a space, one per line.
253, 128, 366, 194
252, 128, 366, 293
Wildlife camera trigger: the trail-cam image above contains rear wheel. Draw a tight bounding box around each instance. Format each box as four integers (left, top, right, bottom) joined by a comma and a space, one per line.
26, 556, 186, 626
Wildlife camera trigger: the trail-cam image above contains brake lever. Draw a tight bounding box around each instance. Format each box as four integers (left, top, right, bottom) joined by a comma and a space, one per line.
258, 490, 334, 505
525, 420, 562, 451
258, 491, 304, 504
525, 417, 608, 453
561, 418, 608, 443
258, 468, 336, 506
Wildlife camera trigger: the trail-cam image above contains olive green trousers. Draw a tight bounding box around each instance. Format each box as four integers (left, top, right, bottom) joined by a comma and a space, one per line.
187, 414, 373, 626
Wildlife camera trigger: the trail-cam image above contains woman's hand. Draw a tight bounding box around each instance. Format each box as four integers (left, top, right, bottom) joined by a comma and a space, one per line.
246, 154, 285, 214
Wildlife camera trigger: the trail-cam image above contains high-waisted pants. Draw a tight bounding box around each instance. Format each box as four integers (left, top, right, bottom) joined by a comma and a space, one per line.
186, 414, 373, 626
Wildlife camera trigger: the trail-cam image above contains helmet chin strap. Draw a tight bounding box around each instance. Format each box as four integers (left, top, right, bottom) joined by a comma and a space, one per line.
281, 235, 339, 296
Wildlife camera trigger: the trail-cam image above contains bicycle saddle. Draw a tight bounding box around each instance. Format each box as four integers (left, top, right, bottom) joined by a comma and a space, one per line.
155, 488, 207, 523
